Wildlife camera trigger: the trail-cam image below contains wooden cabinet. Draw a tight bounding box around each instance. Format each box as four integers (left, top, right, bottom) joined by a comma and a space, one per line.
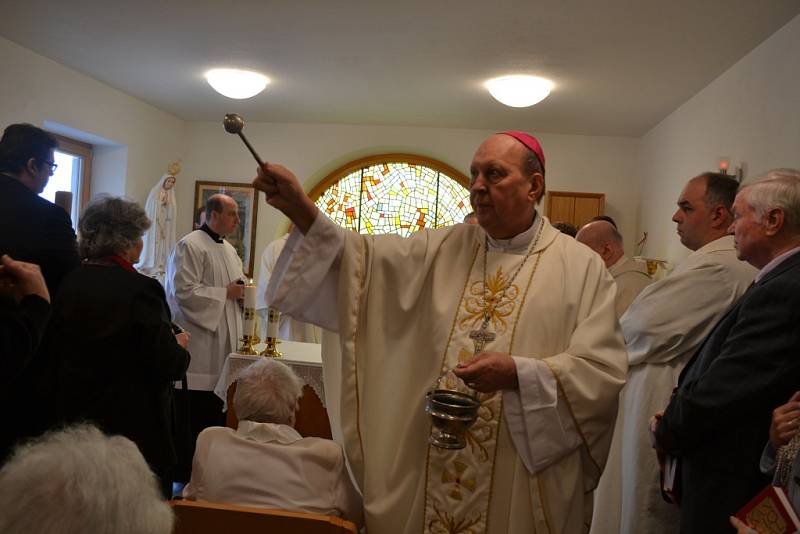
546, 191, 605, 228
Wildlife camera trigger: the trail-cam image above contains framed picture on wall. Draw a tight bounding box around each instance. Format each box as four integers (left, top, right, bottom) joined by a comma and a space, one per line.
193, 181, 259, 278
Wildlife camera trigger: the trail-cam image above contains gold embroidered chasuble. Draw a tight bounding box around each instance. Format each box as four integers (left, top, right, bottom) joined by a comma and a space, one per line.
424, 247, 543, 534
323, 218, 626, 534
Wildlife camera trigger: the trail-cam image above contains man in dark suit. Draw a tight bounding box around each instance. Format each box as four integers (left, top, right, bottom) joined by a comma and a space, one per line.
0, 123, 79, 296
0, 124, 79, 464
652, 168, 800, 533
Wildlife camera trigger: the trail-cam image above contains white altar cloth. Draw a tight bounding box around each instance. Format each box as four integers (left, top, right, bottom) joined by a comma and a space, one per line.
213, 341, 324, 410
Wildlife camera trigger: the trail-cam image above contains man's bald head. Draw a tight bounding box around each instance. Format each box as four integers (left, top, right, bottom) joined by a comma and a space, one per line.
206, 193, 240, 236
576, 220, 625, 268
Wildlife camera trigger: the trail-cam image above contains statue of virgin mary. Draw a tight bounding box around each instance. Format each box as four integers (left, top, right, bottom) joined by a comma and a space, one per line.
136, 161, 179, 284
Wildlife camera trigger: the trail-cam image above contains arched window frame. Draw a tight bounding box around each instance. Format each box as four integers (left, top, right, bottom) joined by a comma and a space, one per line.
308, 153, 471, 235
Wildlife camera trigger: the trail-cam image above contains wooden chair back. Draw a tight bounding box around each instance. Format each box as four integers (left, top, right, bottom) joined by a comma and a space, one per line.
170, 500, 358, 534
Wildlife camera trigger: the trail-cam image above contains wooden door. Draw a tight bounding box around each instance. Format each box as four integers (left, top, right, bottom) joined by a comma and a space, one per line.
546, 191, 605, 228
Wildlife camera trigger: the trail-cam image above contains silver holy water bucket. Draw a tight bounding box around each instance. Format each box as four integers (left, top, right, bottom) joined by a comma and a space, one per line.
425, 375, 481, 449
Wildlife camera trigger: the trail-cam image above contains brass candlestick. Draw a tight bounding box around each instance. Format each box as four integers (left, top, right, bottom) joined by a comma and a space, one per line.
239, 334, 258, 355
261, 336, 283, 358
260, 307, 283, 357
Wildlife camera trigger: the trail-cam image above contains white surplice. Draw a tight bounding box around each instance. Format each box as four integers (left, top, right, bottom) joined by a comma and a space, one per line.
608, 255, 653, 317
166, 230, 244, 390
267, 214, 627, 534
255, 234, 320, 343
591, 235, 756, 534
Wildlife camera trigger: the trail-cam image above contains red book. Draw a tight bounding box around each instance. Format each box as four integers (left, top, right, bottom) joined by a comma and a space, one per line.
735, 484, 800, 534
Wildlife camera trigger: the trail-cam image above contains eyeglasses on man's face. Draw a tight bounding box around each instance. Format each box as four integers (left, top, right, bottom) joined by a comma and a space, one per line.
40, 160, 58, 173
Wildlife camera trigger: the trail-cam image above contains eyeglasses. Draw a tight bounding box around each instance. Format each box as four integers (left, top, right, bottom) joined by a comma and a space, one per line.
40, 160, 58, 172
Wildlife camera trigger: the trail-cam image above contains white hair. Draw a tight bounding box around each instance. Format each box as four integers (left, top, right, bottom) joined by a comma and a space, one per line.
233, 358, 303, 425
741, 169, 800, 236
0, 424, 174, 534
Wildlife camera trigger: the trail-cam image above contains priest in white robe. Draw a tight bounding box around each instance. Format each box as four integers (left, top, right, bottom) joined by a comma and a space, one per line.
576, 220, 653, 317
255, 232, 320, 343
165, 193, 245, 482
253, 131, 627, 534
166, 193, 245, 390
590, 173, 756, 534
166, 194, 244, 481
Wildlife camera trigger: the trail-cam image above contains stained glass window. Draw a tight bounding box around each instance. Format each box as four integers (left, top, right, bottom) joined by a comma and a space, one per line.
313, 158, 471, 236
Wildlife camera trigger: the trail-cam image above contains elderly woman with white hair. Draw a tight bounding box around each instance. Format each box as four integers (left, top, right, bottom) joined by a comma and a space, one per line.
0, 424, 174, 534
183, 358, 362, 525
36, 196, 190, 498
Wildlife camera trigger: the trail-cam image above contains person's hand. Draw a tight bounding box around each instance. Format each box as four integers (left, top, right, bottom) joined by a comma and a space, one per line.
252, 163, 319, 234
649, 411, 664, 449
175, 332, 190, 348
770, 391, 800, 449
226, 281, 245, 301
0, 255, 50, 303
729, 515, 759, 534
452, 351, 518, 393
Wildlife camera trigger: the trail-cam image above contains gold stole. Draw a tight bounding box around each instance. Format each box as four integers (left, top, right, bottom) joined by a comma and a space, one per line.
422, 247, 541, 534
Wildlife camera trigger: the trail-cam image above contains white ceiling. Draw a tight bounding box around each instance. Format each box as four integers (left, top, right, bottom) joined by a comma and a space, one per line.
2, 0, 799, 136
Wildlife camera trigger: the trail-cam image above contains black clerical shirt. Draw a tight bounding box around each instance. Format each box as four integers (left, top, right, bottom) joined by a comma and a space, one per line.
200, 223, 224, 243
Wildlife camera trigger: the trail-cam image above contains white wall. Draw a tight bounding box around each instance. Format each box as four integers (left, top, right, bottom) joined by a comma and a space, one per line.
0, 36, 185, 203
638, 14, 800, 265
5, 12, 800, 274
180, 122, 639, 277
0, 33, 641, 283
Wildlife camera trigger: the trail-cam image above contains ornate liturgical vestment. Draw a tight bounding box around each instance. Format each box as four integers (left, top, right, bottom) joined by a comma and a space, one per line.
267, 214, 626, 534
425, 229, 546, 533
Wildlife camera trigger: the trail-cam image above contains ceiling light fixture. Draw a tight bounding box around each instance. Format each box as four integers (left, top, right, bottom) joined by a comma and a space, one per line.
205, 68, 269, 100
485, 75, 554, 108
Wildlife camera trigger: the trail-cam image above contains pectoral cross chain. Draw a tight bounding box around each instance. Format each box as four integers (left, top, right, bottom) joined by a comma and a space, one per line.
469, 318, 495, 355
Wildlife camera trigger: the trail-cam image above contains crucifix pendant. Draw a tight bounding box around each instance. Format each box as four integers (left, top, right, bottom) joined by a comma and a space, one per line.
469, 317, 495, 354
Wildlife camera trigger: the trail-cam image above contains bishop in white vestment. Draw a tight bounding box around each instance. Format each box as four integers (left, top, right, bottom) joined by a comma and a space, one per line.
255, 132, 627, 534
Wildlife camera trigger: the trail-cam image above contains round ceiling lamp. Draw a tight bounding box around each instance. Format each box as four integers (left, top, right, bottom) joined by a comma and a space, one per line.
205, 68, 270, 99
485, 75, 554, 108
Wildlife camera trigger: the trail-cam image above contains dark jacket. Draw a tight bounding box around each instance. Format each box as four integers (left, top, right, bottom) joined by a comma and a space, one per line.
0, 174, 77, 463
0, 173, 79, 295
0, 294, 50, 385
38, 263, 190, 486
656, 251, 800, 533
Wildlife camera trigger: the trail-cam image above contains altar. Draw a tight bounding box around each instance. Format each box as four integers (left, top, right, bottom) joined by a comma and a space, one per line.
213, 341, 331, 439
